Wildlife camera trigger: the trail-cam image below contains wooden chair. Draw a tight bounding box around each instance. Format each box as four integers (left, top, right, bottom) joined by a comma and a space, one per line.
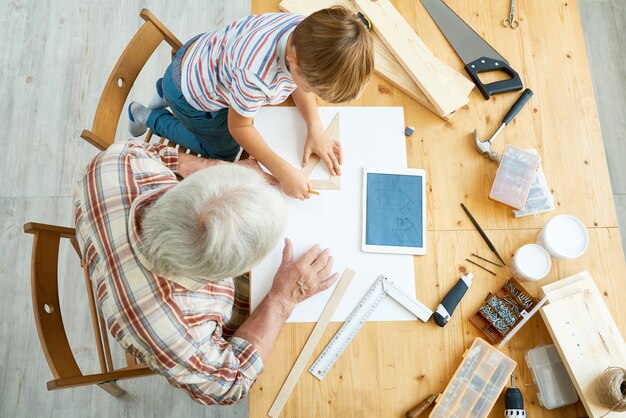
81, 8, 251, 159
80, 9, 184, 152
24, 222, 155, 397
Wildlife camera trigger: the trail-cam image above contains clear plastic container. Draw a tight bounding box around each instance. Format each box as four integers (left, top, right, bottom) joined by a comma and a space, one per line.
430, 338, 516, 418
525, 344, 578, 409
489, 145, 540, 209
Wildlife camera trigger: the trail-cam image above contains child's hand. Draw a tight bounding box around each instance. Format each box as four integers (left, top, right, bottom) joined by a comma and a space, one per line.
278, 166, 313, 200
235, 158, 280, 186
302, 125, 343, 176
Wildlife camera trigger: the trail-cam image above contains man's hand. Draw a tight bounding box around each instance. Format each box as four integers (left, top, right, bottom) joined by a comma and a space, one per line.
269, 238, 339, 311
235, 158, 279, 186
277, 166, 313, 200
233, 238, 339, 361
302, 123, 343, 176
177, 152, 225, 178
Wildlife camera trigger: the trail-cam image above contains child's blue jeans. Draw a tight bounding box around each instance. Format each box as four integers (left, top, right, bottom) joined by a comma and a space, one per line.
146, 38, 241, 161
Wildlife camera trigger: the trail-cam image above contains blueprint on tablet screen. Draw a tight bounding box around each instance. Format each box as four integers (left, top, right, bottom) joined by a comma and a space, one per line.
365, 173, 423, 247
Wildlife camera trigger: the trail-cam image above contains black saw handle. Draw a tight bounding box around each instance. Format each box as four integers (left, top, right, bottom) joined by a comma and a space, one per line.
464, 57, 523, 99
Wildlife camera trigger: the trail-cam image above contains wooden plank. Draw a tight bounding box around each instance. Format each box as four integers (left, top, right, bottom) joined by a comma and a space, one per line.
541, 270, 592, 302
279, 0, 474, 118
541, 271, 625, 342
360, 3, 474, 100
541, 290, 626, 417
267, 269, 355, 418
352, 0, 471, 116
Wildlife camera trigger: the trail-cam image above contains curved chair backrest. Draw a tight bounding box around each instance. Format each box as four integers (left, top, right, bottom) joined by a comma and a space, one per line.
25, 222, 154, 396
27, 223, 82, 381
81, 9, 182, 151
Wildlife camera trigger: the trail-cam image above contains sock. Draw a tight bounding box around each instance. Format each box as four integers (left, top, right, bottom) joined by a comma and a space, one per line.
128, 102, 151, 137
148, 78, 168, 109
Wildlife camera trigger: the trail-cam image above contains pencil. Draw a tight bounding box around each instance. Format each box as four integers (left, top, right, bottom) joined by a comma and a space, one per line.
308, 189, 320, 195
460, 203, 506, 266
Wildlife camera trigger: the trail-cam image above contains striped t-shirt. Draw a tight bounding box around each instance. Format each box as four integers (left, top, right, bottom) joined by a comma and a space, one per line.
181, 13, 303, 119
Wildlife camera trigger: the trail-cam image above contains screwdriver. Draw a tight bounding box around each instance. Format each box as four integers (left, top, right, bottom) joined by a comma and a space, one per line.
405, 392, 440, 418
504, 373, 526, 417
433, 272, 474, 327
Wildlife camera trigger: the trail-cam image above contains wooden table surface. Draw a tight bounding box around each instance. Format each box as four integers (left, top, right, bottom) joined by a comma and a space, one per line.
249, 1, 626, 417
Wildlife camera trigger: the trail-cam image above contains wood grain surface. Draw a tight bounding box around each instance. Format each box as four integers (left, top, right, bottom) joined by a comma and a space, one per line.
250, 0, 626, 417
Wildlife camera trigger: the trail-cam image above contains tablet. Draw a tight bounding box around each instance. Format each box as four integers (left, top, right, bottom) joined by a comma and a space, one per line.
361, 167, 426, 255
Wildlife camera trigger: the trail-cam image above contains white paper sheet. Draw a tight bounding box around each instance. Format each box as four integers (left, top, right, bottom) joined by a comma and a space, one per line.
251, 107, 421, 322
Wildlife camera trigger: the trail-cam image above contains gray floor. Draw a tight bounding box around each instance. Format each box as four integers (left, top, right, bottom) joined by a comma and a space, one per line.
580, 0, 626, 234
0, 1, 623, 417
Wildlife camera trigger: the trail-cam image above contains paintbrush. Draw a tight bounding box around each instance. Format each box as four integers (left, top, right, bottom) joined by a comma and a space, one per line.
460, 203, 506, 266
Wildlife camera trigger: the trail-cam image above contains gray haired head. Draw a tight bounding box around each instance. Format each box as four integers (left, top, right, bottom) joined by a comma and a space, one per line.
140, 164, 286, 281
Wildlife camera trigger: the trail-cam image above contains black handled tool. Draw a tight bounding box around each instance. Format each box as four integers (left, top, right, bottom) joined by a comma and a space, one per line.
465, 57, 522, 99
473, 89, 534, 161
504, 373, 526, 417
420, 0, 523, 99
434, 272, 474, 327
502, 88, 534, 125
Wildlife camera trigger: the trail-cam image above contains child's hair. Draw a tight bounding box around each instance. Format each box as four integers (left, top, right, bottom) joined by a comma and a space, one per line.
292, 7, 374, 103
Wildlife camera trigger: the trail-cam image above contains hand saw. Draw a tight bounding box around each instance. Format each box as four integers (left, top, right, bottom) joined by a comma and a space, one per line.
420, 0, 524, 99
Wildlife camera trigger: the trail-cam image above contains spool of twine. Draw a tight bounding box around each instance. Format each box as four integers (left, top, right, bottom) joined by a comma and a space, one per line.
596, 367, 626, 416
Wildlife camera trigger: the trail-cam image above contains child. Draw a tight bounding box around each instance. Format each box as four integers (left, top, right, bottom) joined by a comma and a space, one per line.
128, 7, 374, 200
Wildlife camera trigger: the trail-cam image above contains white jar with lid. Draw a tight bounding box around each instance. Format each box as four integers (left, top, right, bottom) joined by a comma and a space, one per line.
537, 215, 589, 260
511, 244, 552, 282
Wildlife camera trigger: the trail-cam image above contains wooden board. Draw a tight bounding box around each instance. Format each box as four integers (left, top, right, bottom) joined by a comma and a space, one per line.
353, 0, 471, 116
267, 269, 355, 418
541, 270, 595, 303
541, 271, 626, 348
541, 290, 626, 417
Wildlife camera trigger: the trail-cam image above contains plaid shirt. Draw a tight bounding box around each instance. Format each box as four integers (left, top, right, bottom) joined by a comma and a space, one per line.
73, 141, 263, 405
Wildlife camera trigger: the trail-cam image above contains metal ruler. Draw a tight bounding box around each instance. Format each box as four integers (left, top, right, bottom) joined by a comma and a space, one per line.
309, 275, 432, 381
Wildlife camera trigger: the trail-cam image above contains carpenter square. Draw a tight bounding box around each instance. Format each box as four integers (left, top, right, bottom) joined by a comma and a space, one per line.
309, 275, 432, 380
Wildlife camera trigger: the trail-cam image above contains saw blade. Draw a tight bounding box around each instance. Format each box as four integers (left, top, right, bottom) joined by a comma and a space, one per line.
420, 0, 507, 65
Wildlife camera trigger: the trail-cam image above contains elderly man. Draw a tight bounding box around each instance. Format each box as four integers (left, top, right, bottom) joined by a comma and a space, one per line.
73, 141, 338, 405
